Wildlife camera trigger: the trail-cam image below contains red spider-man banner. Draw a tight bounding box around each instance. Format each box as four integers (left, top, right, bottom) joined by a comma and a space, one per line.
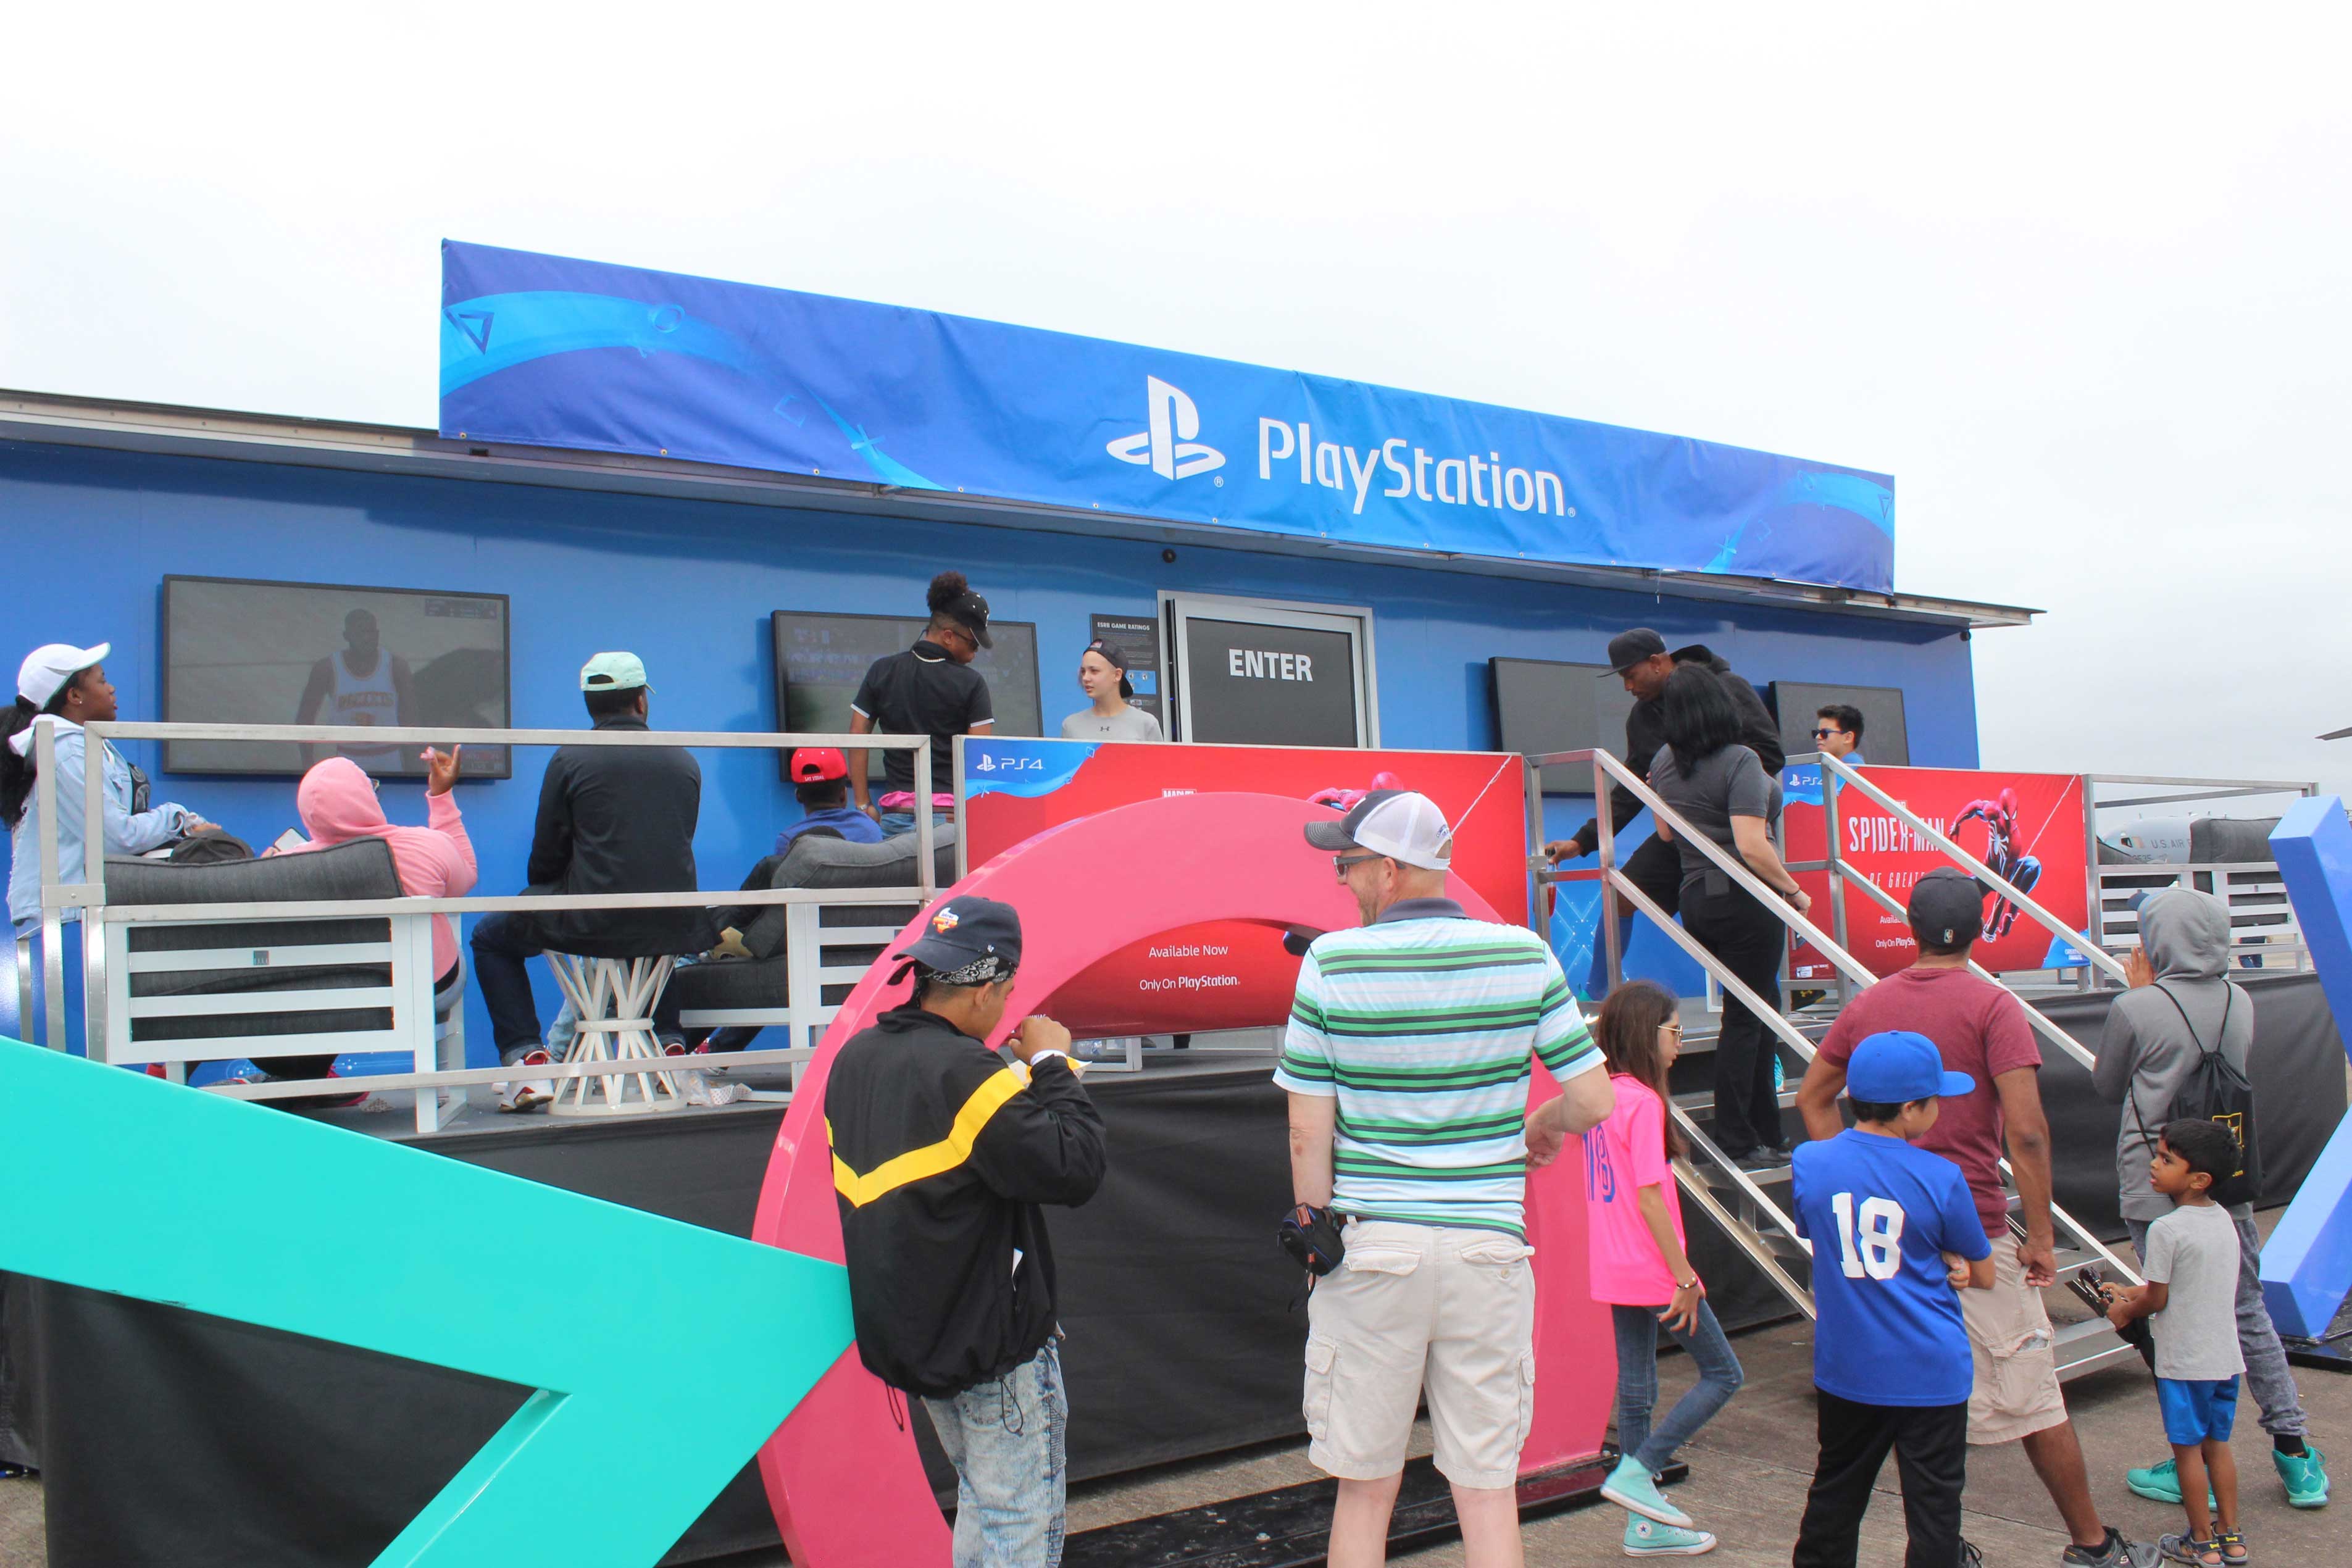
1782, 765, 2090, 981
960, 738, 1529, 1033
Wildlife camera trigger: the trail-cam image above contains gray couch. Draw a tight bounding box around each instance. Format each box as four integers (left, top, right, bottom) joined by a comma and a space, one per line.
104, 838, 406, 1064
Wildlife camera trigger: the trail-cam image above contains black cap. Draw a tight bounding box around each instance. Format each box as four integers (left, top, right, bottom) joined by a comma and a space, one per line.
945, 586, 993, 649
1085, 639, 1134, 700
893, 896, 1022, 973
1601, 628, 1669, 677
1908, 867, 1986, 948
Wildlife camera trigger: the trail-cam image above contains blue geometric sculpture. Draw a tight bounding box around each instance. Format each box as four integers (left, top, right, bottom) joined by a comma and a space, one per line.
2261, 798, 2352, 1337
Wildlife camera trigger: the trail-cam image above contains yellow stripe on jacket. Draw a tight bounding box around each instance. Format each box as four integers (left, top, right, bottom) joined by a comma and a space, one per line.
830, 1068, 1027, 1208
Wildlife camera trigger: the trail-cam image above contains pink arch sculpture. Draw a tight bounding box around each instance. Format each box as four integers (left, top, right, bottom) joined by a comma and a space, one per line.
752, 790, 1612, 1567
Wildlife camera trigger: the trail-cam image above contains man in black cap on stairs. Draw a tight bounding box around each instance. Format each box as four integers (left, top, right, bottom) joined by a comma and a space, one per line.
1544, 628, 1784, 1001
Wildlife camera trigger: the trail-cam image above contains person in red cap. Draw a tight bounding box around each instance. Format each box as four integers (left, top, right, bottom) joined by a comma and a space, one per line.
775, 746, 885, 856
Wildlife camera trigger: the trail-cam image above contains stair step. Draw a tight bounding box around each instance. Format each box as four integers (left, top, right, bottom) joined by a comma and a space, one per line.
2052, 1318, 2144, 1383
1673, 1088, 1803, 1112
1698, 1159, 1794, 1191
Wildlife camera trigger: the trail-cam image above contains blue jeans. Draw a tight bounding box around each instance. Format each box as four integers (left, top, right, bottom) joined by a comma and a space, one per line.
878, 809, 950, 840
921, 1341, 1068, 1568
1612, 1299, 1744, 1475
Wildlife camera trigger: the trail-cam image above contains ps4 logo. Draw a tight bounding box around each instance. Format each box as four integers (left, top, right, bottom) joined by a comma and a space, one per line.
969, 752, 1043, 775
1106, 377, 1225, 482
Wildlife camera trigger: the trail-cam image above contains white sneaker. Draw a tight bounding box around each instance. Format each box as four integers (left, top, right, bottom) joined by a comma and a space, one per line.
497, 1049, 556, 1113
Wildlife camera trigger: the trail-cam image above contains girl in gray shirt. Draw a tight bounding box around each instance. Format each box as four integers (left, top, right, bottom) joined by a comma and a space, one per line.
1059, 640, 1164, 742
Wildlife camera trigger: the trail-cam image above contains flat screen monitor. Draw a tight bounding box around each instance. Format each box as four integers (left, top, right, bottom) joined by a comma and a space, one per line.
769, 612, 1042, 782
161, 576, 512, 778
1490, 657, 1637, 794
1771, 681, 1910, 766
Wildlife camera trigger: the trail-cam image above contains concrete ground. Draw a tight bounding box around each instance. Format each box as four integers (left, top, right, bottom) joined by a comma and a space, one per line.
1057, 1293, 2352, 1567
2, 1228, 2344, 1566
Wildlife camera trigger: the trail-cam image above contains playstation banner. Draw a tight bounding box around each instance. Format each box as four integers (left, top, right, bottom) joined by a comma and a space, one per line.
440, 241, 1896, 591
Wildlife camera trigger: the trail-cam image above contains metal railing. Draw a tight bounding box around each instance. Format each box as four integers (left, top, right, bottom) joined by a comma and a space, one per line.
25, 717, 941, 1103
1529, 746, 2143, 1356
1532, 748, 1872, 1252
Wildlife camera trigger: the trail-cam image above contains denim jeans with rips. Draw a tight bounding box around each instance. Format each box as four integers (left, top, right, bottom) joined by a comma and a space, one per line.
921, 1341, 1069, 1568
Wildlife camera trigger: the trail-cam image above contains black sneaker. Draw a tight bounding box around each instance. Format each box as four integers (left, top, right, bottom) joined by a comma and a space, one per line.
1733, 1147, 1793, 1172
2061, 1527, 2162, 1567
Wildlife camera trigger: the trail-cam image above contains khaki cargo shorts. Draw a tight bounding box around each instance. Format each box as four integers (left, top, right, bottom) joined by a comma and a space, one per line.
1301, 1219, 1538, 1490
1961, 1240, 2069, 1444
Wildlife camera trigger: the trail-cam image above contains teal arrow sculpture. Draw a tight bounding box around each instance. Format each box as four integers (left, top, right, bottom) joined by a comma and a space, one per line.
0, 1038, 853, 1567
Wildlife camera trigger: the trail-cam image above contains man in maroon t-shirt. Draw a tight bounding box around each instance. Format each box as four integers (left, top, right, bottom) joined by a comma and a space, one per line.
1796, 868, 2155, 1568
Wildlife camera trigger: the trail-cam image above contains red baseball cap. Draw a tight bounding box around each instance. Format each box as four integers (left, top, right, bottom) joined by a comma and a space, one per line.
790, 747, 849, 783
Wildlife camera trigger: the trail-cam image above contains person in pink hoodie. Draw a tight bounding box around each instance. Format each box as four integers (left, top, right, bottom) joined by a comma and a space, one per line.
280, 746, 477, 1007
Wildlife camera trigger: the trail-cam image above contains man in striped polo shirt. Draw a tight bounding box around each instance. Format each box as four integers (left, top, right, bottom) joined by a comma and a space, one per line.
1280, 789, 1614, 1567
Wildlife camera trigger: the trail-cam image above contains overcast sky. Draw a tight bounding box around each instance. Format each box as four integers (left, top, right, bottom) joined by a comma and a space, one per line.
7, 7, 2346, 807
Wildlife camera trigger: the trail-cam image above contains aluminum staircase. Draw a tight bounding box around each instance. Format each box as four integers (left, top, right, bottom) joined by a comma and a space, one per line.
1533, 749, 2146, 1383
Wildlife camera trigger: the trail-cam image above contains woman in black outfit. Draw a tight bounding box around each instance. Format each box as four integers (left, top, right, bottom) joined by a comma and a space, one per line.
1646, 664, 1812, 1170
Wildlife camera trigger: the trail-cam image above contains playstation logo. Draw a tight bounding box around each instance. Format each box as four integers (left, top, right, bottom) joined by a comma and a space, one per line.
972, 754, 997, 773
1106, 376, 1225, 481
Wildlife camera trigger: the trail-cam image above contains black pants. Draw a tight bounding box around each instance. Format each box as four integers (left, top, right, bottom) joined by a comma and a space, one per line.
1681, 882, 1787, 1157
1588, 832, 1683, 999
470, 913, 683, 1057
1794, 1391, 1969, 1568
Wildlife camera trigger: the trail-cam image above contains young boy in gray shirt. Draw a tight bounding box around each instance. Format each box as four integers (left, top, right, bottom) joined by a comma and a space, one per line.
2103, 1119, 2249, 1567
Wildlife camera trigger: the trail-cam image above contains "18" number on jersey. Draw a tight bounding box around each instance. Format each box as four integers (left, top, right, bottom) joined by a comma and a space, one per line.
1829, 1191, 1905, 1280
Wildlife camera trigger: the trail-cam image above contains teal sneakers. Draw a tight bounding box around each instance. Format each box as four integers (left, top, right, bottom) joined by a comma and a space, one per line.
2127, 1457, 2214, 1508
1601, 1456, 1693, 1529
1623, 1512, 1716, 1556
2132, 1446, 2328, 1508
2274, 1444, 2329, 1508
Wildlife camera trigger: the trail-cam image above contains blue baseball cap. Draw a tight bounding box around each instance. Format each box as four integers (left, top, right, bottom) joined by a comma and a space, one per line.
1846, 1030, 1975, 1104
893, 895, 1022, 975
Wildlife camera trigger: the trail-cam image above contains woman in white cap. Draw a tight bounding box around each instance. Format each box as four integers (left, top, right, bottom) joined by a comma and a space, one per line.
5, 643, 216, 938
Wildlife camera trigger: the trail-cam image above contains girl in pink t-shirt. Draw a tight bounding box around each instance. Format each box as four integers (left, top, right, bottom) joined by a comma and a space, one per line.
1583, 980, 1746, 1554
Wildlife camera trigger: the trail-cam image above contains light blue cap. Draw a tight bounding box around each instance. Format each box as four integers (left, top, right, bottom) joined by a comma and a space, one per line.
580, 651, 650, 694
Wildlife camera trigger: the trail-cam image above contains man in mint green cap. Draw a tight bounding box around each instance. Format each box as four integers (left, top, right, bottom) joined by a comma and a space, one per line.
473, 652, 714, 1110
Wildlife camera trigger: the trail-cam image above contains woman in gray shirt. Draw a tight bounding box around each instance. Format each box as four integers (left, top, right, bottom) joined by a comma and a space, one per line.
1647, 663, 1811, 1169
1059, 640, 1164, 742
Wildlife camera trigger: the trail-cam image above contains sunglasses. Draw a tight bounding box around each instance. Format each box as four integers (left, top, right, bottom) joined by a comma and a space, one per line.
1332, 852, 1390, 880
1811, 727, 1845, 739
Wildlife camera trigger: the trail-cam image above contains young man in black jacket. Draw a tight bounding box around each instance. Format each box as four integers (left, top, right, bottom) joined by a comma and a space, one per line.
475, 652, 716, 1109
1543, 628, 1783, 1001
827, 896, 1106, 1567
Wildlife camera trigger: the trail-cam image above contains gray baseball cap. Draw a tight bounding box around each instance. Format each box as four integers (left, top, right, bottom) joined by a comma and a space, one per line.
1908, 867, 1985, 948
1601, 628, 1668, 677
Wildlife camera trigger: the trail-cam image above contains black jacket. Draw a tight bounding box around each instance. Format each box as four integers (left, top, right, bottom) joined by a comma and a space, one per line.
1572, 644, 1783, 854
825, 1004, 1106, 1398
523, 715, 716, 956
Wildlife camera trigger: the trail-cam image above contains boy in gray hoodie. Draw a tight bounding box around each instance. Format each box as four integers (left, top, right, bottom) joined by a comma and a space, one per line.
2094, 886, 2329, 1509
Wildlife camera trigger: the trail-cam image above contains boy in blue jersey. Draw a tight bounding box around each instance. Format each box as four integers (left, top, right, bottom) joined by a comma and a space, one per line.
1791, 1031, 1996, 1568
